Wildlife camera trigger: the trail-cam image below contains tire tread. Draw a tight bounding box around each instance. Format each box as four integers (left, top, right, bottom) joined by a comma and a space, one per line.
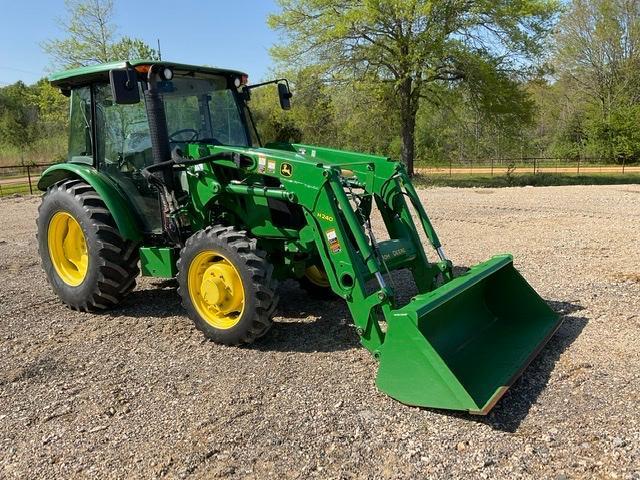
37, 179, 140, 311
176, 225, 278, 345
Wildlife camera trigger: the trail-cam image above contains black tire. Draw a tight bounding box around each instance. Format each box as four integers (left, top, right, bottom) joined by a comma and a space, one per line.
176, 226, 278, 345
37, 179, 140, 311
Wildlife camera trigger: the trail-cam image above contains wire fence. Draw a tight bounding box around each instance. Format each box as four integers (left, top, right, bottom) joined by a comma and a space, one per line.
0, 163, 53, 197
415, 157, 640, 176
0, 156, 638, 197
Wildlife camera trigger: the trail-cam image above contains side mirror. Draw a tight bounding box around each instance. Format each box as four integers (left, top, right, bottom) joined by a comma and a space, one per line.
278, 82, 292, 110
109, 67, 140, 104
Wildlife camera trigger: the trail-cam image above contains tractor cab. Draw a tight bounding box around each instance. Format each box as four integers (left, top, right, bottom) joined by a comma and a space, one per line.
51, 60, 285, 234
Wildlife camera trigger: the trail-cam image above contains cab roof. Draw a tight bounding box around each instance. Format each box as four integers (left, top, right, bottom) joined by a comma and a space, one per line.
49, 60, 247, 88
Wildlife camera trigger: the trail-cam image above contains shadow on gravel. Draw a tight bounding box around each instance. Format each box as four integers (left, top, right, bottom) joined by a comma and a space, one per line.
108, 281, 183, 318
107, 279, 361, 352
257, 281, 360, 353
101, 271, 587, 429
433, 300, 587, 432
251, 267, 491, 354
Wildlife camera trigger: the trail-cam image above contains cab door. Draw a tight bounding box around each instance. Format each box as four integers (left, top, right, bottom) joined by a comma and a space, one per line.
93, 83, 162, 233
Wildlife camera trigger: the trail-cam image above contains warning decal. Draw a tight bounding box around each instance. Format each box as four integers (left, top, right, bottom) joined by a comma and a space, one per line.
257, 154, 267, 173
326, 228, 341, 254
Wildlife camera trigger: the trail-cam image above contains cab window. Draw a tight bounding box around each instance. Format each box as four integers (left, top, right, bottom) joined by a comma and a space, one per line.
67, 87, 93, 164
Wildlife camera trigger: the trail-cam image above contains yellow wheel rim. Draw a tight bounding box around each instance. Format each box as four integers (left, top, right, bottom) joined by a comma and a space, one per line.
188, 251, 245, 329
305, 265, 330, 288
47, 211, 89, 287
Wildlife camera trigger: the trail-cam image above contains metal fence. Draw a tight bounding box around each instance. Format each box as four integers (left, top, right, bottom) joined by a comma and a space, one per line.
0, 164, 53, 197
0, 157, 638, 197
415, 157, 639, 176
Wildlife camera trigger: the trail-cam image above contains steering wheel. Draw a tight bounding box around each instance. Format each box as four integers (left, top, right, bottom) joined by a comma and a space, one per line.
169, 128, 199, 143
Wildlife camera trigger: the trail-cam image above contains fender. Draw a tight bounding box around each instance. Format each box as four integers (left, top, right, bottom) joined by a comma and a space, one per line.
38, 163, 143, 241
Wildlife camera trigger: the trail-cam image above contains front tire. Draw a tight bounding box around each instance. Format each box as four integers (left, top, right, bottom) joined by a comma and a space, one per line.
177, 226, 278, 345
37, 179, 139, 311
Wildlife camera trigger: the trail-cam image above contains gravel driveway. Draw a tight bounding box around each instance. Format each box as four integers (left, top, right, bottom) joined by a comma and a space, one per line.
1, 185, 638, 479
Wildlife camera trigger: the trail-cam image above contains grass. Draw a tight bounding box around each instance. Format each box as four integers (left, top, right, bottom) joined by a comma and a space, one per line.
413, 160, 640, 170
0, 136, 66, 167
0, 182, 33, 197
413, 172, 640, 188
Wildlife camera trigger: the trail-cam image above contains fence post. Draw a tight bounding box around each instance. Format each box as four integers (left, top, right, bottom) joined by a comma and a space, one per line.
27, 165, 33, 195
491, 157, 494, 177
622, 157, 626, 174
577, 156, 581, 174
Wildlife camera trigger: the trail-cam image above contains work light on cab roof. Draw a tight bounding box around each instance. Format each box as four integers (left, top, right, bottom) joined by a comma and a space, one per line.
36, 60, 561, 415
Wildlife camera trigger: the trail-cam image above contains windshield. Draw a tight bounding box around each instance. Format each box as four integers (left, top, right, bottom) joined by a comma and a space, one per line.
95, 75, 257, 173
160, 76, 252, 147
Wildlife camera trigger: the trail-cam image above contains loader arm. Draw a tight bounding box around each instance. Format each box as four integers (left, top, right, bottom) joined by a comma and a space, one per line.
183, 143, 452, 351
183, 142, 562, 414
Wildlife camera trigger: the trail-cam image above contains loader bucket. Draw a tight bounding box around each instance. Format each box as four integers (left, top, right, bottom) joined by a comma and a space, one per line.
376, 254, 561, 414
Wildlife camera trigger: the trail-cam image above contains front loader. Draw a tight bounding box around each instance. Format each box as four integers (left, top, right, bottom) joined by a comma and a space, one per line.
37, 60, 561, 414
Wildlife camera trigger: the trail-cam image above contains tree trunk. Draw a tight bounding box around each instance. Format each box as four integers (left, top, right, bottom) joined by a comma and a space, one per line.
399, 77, 418, 176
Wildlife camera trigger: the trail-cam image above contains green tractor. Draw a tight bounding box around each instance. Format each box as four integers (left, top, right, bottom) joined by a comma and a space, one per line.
37, 61, 561, 414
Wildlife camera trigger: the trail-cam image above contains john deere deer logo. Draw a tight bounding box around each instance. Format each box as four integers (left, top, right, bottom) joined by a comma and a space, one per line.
280, 163, 293, 177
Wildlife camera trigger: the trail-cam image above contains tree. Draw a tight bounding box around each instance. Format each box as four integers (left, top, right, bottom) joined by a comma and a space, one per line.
331, 79, 398, 156
111, 36, 158, 63
555, 0, 640, 116
269, 0, 559, 174
554, 0, 640, 161
42, 0, 158, 69
0, 82, 37, 153
0, 80, 70, 164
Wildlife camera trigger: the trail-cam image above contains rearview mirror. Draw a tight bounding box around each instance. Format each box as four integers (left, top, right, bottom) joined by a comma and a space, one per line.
278, 82, 292, 110
109, 67, 140, 104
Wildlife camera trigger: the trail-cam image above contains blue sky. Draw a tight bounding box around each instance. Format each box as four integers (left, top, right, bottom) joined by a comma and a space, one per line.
0, 0, 281, 86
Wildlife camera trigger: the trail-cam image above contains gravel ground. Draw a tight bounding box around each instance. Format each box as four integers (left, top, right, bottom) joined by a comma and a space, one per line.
1, 185, 639, 479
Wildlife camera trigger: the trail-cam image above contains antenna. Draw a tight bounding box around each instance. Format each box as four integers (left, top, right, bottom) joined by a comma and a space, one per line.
157, 38, 162, 61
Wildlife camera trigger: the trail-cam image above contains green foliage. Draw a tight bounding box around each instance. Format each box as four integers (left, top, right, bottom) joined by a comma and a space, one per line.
42, 0, 158, 69
331, 80, 398, 156
545, 0, 640, 163
111, 37, 159, 62
249, 69, 399, 156
269, 0, 560, 173
609, 105, 640, 161
0, 0, 158, 166
251, 67, 336, 145
0, 82, 37, 149
0, 81, 68, 165
250, 80, 302, 143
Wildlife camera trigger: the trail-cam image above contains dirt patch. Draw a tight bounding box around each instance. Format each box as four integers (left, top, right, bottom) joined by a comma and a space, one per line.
612, 272, 640, 284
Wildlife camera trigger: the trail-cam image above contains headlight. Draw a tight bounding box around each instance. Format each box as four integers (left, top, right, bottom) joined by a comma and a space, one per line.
162, 67, 173, 80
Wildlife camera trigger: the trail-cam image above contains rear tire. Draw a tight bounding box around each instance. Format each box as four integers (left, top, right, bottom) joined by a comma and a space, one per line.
37, 179, 140, 311
298, 264, 336, 300
177, 226, 278, 345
